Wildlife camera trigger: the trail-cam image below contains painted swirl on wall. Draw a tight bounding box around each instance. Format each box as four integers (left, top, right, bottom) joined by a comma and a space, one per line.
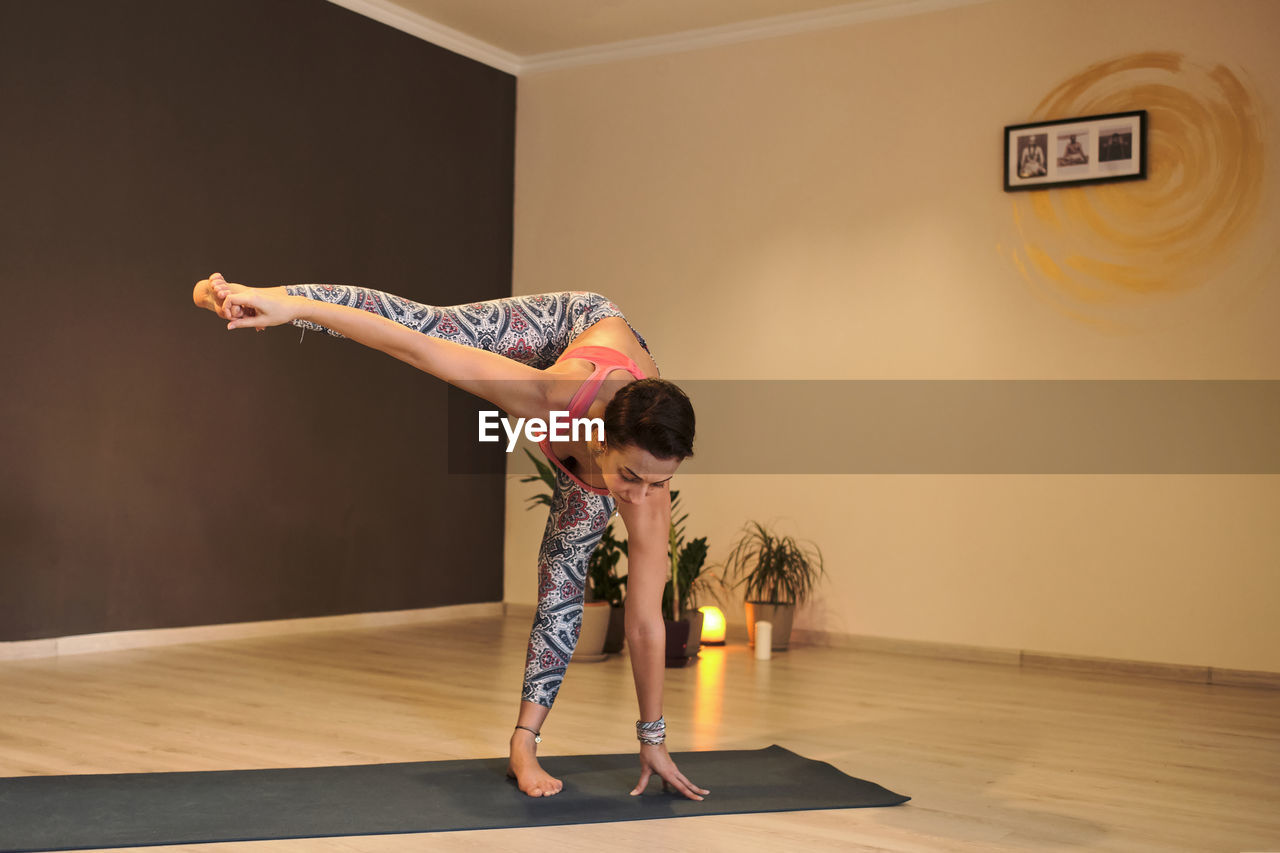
1006, 52, 1271, 328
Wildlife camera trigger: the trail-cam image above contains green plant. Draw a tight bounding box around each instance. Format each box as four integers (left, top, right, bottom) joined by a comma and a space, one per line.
721, 521, 824, 605
589, 522, 628, 607
663, 490, 712, 621
519, 448, 558, 511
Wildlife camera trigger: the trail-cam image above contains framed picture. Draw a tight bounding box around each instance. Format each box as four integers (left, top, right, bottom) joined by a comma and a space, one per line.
1004, 110, 1146, 191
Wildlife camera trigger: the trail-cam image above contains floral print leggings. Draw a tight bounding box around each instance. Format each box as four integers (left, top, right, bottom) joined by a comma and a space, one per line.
286, 285, 646, 708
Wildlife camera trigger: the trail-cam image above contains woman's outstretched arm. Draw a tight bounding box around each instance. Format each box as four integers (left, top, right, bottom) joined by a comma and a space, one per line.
194, 274, 553, 420
619, 488, 710, 802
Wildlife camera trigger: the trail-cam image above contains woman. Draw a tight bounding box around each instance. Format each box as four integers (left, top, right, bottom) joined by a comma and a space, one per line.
192, 274, 707, 802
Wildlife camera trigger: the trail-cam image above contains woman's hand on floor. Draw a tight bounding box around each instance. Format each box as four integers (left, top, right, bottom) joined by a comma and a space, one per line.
631, 743, 709, 801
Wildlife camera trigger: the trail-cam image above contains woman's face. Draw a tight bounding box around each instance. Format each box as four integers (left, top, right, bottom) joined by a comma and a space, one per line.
598, 443, 680, 505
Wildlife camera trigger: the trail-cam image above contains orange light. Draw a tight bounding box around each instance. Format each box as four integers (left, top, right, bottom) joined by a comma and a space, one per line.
693, 644, 725, 743
698, 606, 726, 645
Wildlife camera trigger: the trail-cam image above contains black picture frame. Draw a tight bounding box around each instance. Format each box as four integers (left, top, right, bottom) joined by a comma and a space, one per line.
1004, 110, 1147, 192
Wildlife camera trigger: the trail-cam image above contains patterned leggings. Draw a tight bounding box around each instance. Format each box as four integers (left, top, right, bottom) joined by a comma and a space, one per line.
286, 285, 648, 708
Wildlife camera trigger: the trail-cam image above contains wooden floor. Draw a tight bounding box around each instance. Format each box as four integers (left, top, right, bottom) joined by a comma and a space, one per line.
2, 614, 1278, 852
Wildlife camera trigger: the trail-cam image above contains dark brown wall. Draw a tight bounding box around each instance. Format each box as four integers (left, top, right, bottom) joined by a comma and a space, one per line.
0, 0, 515, 641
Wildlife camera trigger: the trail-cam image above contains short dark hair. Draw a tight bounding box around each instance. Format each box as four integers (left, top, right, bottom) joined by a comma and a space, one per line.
604, 378, 695, 461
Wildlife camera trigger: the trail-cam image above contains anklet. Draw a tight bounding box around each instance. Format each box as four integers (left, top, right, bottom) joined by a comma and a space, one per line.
514, 725, 541, 744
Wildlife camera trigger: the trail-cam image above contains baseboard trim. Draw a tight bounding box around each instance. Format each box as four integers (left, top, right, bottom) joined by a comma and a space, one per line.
1020, 650, 1209, 685
502, 602, 536, 621
794, 628, 1022, 665
1209, 667, 1280, 690
791, 628, 1280, 690
0, 602, 504, 662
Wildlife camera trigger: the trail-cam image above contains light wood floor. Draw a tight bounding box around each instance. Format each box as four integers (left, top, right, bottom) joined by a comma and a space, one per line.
2, 614, 1277, 852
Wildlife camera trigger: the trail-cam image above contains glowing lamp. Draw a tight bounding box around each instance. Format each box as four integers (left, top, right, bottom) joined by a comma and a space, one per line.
698, 606, 726, 645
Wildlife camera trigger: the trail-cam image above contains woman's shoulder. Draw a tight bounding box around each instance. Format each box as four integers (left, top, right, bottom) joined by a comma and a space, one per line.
566, 318, 659, 378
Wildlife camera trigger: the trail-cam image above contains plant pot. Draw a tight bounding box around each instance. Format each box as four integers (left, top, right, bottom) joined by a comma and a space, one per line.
603, 604, 626, 653
663, 619, 691, 668
576, 601, 611, 663
744, 602, 795, 651
682, 608, 704, 659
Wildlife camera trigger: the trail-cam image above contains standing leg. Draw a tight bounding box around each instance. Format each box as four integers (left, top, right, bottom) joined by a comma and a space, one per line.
523, 469, 614, 706
508, 467, 614, 797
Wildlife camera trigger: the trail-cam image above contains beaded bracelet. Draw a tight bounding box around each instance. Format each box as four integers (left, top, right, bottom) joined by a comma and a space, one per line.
636, 716, 666, 746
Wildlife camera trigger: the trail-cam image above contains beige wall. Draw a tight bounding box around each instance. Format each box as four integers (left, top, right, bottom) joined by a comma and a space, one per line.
505, 0, 1280, 672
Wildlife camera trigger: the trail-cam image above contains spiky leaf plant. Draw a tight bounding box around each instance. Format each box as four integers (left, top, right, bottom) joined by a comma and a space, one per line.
721, 521, 824, 606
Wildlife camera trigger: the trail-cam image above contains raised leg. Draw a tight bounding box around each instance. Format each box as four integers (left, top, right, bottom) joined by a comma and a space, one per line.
284, 286, 639, 367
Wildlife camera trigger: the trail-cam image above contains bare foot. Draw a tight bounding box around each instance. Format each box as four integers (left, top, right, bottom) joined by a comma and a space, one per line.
192, 277, 221, 313
192, 274, 255, 322
507, 730, 563, 797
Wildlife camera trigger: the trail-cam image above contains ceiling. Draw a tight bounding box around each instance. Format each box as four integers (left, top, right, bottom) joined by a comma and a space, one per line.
330, 0, 989, 73
379, 0, 878, 56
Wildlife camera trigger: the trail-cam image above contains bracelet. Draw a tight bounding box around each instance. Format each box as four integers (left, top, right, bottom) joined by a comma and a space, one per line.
636, 716, 666, 746
514, 724, 542, 744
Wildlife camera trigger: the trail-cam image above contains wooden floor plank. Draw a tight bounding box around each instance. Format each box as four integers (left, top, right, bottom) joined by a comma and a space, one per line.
1, 614, 1277, 852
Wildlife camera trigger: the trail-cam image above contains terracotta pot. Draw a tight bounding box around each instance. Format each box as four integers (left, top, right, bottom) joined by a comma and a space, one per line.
744, 602, 795, 651
682, 608, 705, 658
576, 601, 611, 662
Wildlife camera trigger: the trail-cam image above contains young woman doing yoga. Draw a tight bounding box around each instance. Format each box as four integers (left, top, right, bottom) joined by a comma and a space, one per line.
192, 274, 707, 801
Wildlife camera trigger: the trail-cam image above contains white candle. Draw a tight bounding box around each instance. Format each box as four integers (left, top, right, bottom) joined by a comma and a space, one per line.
754, 621, 773, 660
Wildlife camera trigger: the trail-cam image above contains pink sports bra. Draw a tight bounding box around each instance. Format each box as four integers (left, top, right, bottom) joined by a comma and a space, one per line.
538, 345, 648, 496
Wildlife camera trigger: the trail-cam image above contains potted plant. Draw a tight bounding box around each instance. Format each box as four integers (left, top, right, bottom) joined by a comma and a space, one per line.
588, 521, 628, 653
662, 490, 710, 666
721, 521, 825, 651
520, 450, 616, 661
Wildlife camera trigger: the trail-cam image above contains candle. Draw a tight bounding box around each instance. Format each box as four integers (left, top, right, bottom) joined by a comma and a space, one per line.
754, 621, 772, 660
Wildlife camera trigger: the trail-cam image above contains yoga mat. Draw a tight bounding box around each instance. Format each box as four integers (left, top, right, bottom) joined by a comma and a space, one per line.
0, 745, 908, 851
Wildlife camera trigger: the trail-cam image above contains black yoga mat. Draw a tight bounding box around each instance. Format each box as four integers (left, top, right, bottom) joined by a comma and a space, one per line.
0, 745, 908, 851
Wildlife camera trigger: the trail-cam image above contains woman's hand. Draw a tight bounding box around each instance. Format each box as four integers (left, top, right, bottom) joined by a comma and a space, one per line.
200, 273, 297, 331
631, 742, 709, 801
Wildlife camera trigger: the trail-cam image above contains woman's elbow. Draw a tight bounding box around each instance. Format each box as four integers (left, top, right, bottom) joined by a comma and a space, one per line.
624, 610, 665, 646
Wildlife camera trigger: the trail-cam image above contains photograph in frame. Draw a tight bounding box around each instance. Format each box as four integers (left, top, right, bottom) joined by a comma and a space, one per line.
1004, 110, 1146, 191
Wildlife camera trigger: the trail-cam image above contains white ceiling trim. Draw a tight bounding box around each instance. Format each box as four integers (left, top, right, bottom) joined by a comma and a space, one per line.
520, 0, 995, 74
327, 0, 993, 76
325, 0, 522, 74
